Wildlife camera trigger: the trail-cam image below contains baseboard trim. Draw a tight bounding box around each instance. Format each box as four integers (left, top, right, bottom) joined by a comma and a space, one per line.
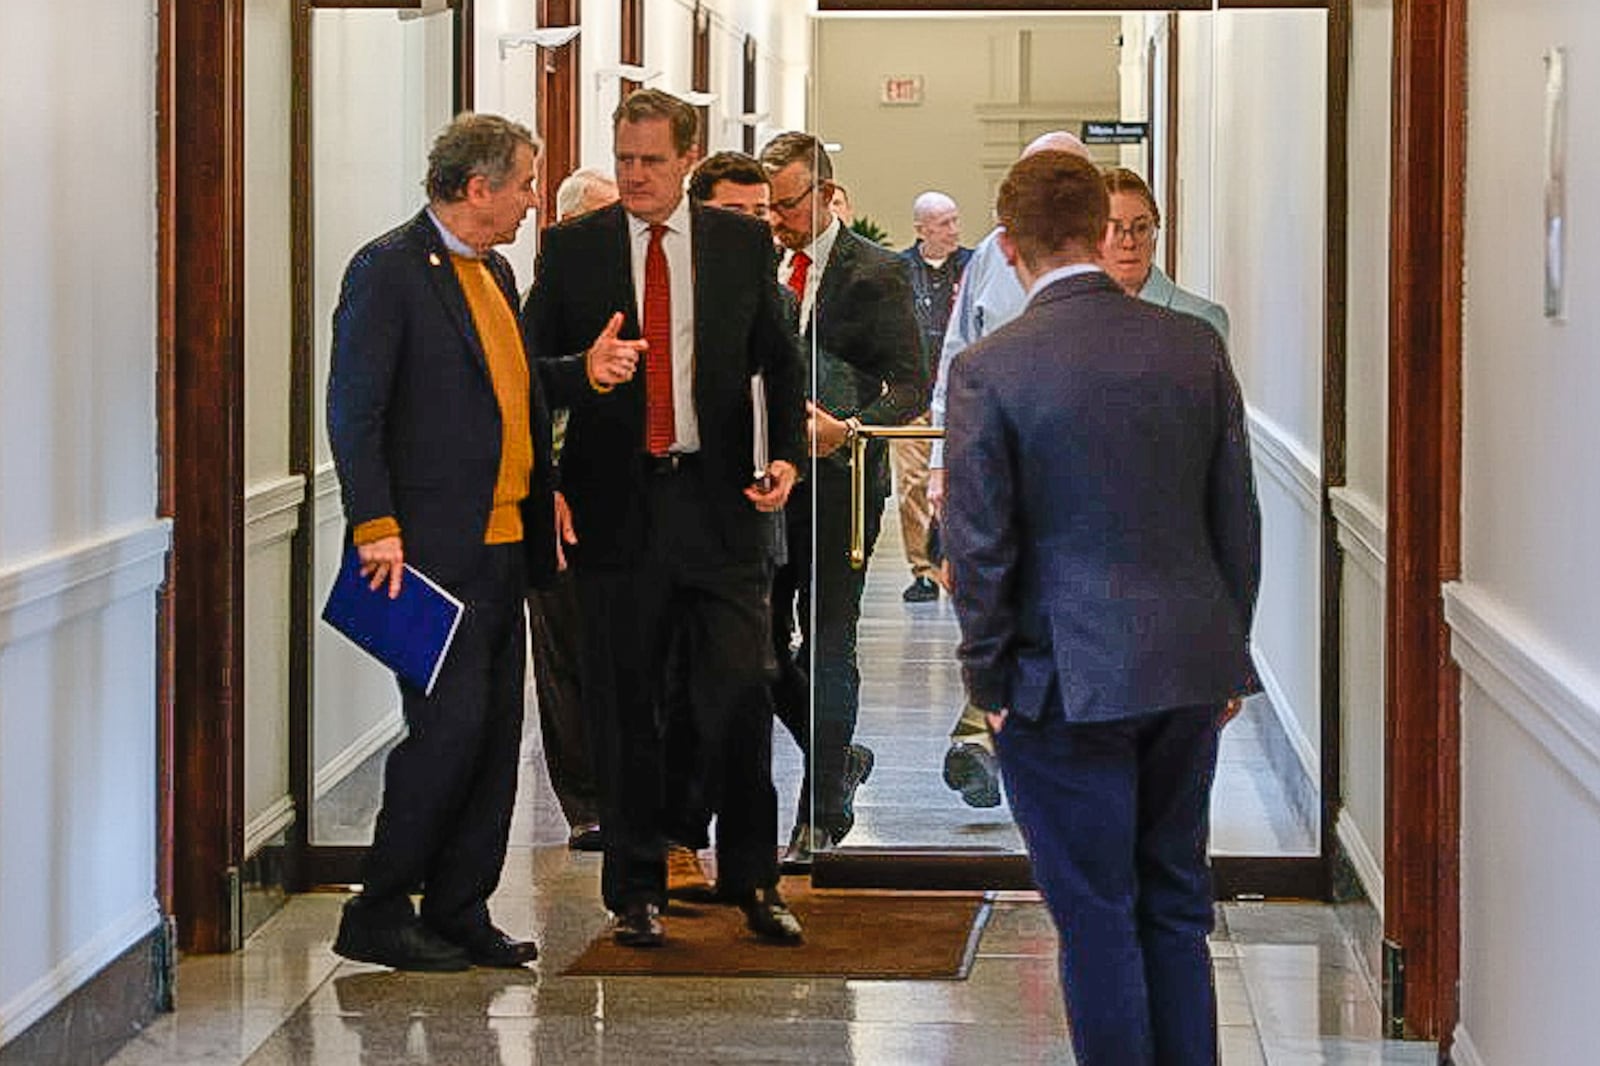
244, 793, 297, 857
1451, 1024, 1487, 1066
1336, 808, 1384, 916
1249, 650, 1321, 843
314, 708, 404, 800
0, 901, 162, 1054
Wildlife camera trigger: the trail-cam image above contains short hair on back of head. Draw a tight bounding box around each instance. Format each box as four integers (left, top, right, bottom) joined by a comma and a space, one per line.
612, 88, 699, 155
758, 131, 833, 183
996, 151, 1109, 268
689, 151, 769, 203
1102, 166, 1161, 227
426, 112, 540, 203
555, 167, 616, 220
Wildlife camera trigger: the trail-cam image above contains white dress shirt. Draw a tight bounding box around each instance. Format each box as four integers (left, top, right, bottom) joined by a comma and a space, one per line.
628, 197, 700, 452
780, 214, 843, 330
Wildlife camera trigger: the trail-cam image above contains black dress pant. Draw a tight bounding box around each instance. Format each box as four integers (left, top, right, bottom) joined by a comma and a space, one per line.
577, 458, 779, 911
361, 543, 527, 936
770, 461, 885, 831
527, 568, 599, 829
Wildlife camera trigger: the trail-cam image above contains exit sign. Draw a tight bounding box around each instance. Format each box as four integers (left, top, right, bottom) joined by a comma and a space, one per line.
881, 75, 924, 106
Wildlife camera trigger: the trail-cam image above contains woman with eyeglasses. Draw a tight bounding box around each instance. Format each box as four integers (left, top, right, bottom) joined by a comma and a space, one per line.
1100, 168, 1230, 344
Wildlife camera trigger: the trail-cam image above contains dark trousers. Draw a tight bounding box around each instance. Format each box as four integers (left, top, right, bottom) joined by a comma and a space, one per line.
996, 700, 1223, 1066
361, 543, 527, 936
527, 569, 599, 828
770, 463, 884, 830
577, 461, 779, 911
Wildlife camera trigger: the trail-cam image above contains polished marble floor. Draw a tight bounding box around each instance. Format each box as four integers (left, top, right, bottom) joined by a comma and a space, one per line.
102, 852, 1436, 1066
104, 515, 1437, 1066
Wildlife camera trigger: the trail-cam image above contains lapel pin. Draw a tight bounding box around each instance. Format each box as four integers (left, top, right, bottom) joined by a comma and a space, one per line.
428, 252, 442, 267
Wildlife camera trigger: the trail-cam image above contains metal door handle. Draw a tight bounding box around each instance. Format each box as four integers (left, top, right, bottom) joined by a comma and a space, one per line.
845, 424, 945, 569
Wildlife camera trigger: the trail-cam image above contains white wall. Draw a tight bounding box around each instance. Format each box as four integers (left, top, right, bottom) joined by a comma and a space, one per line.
1208, 10, 1328, 800
1334, 0, 1393, 908
0, 0, 167, 1043
812, 14, 1121, 249
573, 1, 807, 176
1453, 2, 1600, 1060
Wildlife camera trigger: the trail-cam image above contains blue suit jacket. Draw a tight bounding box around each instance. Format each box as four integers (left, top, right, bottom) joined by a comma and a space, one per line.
327, 210, 589, 591
944, 270, 1261, 724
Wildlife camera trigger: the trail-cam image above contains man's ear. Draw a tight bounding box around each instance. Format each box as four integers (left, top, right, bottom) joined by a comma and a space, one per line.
997, 228, 1020, 268
464, 172, 493, 205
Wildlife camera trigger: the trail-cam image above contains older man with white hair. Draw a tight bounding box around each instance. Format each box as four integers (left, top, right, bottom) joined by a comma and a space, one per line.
894, 190, 972, 604
925, 130, 1091, 809
554, 166, 619, 222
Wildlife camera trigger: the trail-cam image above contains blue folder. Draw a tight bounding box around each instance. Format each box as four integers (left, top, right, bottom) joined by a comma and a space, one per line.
321, 545, 464, 696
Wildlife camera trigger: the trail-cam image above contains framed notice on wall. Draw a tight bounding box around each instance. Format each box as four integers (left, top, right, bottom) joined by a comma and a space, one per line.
881, 75, 923, 106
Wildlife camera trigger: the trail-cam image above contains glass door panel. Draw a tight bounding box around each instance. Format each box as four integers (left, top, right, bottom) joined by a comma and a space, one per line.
306, 6, 456, 851
800, 9, 1324, 887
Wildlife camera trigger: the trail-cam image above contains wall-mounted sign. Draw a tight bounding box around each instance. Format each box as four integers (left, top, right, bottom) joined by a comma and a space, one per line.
881, 75, 924, 106
1081, 121, 1149, 145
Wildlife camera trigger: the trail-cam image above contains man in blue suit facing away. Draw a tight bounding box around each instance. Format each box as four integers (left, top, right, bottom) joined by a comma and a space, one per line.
943, 150, 1261, 1066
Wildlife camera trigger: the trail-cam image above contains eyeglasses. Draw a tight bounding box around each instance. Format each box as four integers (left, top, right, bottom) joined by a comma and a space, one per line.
1109, 217, 1158, 244
770, 185, 817, 214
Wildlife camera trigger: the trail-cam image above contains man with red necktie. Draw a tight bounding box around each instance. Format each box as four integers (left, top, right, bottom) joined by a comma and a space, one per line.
521, 90, 807, 948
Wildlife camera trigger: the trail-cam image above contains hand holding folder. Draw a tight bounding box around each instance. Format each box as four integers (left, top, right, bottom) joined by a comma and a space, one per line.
322, 545, 464, 696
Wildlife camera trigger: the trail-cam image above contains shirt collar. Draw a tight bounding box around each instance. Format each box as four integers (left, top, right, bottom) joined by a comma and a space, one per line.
628, 195, 691, 239
1027, 262, 1104, 302
426, 207, 479, 260
802, 214, 842, 267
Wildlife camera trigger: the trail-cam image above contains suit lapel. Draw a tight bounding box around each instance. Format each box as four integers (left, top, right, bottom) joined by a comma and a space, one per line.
409, 211, 492, 382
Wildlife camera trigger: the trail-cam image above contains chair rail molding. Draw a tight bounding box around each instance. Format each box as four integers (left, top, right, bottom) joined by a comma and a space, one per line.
0, 520, 174, 648
1247, 407, 1321, 517
1329, 485, 1385, 583
1444, 580, 1600, 808
244, 474, 307, 551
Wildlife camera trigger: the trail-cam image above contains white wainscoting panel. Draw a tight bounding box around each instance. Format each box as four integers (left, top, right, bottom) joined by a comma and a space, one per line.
1329, 485, 1385, 581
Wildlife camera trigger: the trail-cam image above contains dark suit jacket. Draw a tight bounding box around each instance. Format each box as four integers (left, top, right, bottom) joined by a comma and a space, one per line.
944, 270, 1261, 724
327, 210, 588, 591
808, 226, 927, 489
520, 201, 805, 567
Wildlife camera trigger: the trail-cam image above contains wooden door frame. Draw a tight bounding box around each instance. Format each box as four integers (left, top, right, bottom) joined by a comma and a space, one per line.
159, 0, 247, 955
538, 0, 583, 223
1385, 0, 1465, 1046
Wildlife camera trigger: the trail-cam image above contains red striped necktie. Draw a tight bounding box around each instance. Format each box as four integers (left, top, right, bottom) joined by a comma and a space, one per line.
787, 249, 811, 302
643, 223, 675, 456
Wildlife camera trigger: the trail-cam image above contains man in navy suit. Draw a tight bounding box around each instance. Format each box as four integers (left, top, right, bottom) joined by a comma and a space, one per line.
944, 150, 1261, 1066
326, 114, 629, 972
522, 90, 807, 948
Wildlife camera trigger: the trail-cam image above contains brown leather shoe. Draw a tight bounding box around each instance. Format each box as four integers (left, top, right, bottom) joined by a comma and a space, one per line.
737, 887, 803, 944
613, 901, 664, 947
665, 844, 714, 899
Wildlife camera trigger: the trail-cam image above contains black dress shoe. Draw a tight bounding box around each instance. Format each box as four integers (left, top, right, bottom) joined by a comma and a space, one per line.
333, 900, 470, 972
439, 924, 539, 968
942, 742, 1002, 808
613, 901, 664, 948
567, 822, 603, 852
737, 887, 804, 944
829, 743, 875, 842
902, 575, 940, 603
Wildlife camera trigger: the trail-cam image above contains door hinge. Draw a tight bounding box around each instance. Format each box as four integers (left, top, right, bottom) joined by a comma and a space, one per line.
1382, 938, 1406, 1038
154, 913, 178, 1012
